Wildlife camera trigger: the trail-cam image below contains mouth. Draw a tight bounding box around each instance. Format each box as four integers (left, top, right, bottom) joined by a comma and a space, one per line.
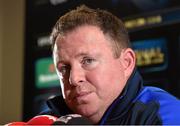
73, 91, 92, 102
76, 91, 91, 97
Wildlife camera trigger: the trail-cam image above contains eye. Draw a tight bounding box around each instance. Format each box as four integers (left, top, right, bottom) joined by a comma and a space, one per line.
58, 65, 70, 76
81, 57, 98, 70
82, 58, 95, 65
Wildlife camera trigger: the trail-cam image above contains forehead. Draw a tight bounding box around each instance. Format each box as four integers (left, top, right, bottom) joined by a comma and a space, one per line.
53, 25, 114, 60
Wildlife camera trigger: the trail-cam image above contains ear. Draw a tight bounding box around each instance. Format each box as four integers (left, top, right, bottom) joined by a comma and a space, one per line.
120, 48, 136, 79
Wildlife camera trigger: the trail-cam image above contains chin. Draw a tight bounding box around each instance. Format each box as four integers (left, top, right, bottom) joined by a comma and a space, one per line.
76, 105, 100, 124
75, 104, 97, 117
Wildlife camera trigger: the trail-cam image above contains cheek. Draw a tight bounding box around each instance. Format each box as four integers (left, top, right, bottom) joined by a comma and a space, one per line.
61, 79, 71, 98
86, 69, 113, 95
89, 63, 123, 83
87, 63, 125, 95
86, 71, 102, 86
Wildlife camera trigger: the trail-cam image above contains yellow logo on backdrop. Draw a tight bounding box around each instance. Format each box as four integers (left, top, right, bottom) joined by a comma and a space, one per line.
135, 47, 164, 66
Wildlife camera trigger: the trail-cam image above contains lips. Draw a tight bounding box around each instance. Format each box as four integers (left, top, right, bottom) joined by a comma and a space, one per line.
76, 91, 91, 98
67, 85, 94, 103
73, 91, 92, 102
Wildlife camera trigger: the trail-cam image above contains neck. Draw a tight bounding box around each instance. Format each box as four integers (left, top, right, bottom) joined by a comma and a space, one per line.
86, 108, 106, 124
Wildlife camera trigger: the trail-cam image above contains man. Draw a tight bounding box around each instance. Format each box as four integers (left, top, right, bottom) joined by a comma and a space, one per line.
43, 5, 180, 124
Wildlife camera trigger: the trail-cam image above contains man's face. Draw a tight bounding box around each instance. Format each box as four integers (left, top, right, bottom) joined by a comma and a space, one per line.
53, 25, 128, 122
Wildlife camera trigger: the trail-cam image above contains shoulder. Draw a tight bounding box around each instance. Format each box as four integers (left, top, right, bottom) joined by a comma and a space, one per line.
135, 86, 180, 125
135, 86, 179, 102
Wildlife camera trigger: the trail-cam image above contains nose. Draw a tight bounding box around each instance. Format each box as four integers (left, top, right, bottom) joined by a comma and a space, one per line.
69, 66, 85, 86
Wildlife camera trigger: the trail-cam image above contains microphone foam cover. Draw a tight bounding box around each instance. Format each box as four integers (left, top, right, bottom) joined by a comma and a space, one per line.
27, 115, 58, 125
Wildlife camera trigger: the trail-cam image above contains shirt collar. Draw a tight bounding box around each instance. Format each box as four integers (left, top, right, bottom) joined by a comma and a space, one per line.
99, 68, 143, 124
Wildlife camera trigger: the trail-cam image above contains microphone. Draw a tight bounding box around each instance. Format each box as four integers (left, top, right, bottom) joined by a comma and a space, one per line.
5, 114, 93, 125
27, 115, 58, 125
5, 115, 58, 126
52, 114, 93, 125
5, 122, 26, 126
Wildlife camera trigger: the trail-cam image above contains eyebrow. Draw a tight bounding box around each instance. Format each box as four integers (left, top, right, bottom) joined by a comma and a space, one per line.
74, 52, 90, 58
58, 50, 100, 65
57, 52, 90, 63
